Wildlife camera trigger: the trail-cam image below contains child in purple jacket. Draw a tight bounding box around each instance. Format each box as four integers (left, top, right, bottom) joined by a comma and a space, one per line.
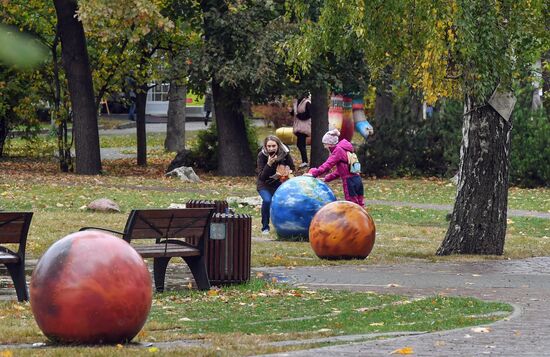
306, 129, 364, 206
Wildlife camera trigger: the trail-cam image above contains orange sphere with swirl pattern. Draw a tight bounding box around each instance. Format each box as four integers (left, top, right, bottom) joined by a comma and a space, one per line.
309, 201, 375, 259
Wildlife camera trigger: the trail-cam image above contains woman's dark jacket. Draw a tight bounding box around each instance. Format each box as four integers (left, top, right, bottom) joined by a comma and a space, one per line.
256, 146, 295, 192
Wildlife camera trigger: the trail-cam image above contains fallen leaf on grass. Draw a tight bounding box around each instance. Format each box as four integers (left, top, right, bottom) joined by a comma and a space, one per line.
369, 322, 384, 326
390, 346, 414, 355
207, 289, 219, 296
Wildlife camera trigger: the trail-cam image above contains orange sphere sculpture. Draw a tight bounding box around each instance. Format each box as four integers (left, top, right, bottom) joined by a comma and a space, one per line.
309, 201, 376, 259
30, 231, 152, 344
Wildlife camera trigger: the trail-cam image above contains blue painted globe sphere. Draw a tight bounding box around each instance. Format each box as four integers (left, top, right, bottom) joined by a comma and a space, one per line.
270, 176, 336, 240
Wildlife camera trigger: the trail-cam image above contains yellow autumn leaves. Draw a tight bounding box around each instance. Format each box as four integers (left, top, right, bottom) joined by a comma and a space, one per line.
412, 5, 461, 105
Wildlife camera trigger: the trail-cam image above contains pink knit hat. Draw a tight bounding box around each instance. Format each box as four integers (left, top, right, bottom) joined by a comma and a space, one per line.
322, 128, 340, 145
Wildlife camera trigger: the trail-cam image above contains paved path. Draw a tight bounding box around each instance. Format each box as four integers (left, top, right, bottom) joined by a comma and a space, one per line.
365, 199, 550, 220
259, 257, 550, 356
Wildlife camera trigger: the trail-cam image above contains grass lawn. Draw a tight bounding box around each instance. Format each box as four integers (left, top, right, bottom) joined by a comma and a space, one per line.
0, 279, 511, 355
0, 147, 549, 263
0, 130, 547, 354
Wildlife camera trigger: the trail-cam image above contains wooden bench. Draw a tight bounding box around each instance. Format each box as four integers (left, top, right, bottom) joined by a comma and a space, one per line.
0, 212, 33, 301
80, 208, 213, 292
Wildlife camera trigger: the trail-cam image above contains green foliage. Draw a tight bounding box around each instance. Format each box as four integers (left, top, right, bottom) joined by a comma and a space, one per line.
188, 0, 292, 101
187, 117, 259, 172
0, 67, 43, 156
358, 87, 549, 187
358, 93, 463, 178
510, 105, 550, 187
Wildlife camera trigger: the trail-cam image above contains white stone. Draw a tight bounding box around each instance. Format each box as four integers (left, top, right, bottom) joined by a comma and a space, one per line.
87, 198, 120, 212
165, 166, 201, 183
226, 196, 262, 207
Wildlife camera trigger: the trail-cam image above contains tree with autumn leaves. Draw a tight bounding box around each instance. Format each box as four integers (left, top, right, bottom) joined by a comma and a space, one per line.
2, 0, 547, 257
286, 0, 548, 255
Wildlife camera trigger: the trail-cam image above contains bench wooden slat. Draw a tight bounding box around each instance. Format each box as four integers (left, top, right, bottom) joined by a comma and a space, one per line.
131, 218, 209, 229
132, 208, 213, 219
0, 232, 27, 244
133, 244, 201, 258
0, 251, 19, 263
128, 227, 206, 239
0, 222, 27, 244
0, 213, 32, 244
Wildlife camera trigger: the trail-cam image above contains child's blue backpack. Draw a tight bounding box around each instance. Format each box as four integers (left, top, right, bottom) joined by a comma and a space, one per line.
347, 151, 361, 174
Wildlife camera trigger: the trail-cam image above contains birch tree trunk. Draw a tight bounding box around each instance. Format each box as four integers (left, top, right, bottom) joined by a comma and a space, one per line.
437, 95, 513, 255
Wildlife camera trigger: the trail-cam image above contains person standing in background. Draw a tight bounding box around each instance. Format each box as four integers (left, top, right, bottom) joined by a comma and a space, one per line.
203, 88, 213, 126
291, 92, 311, 169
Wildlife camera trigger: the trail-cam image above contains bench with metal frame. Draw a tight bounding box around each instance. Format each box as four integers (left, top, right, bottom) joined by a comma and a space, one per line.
80, 208, 213, 292
0, 212, 33, 301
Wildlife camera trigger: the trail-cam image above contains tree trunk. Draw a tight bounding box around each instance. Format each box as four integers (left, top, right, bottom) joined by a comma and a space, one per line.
136, 87, 148, 166
212, 79, 255, 176
437, 96, 513, 255
53, 0, 101, 175
310, 84, 329, 167
164, 82, 187, 152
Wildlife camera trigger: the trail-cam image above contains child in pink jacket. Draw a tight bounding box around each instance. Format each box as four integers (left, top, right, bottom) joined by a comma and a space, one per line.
306, 128, 364, 206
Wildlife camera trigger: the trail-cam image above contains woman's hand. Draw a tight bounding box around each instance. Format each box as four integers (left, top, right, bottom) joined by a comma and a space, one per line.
267, 154, 277, 167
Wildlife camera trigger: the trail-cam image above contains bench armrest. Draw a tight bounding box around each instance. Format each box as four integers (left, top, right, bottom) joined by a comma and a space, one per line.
79, 227, 125, 237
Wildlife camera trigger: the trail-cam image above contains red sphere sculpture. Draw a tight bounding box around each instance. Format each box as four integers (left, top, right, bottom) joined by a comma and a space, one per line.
309, 201, 376, 259
30, 231, 152, 344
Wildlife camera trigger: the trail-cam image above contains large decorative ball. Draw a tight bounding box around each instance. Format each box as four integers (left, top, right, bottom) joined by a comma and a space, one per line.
271, 176, 336, 240
309, 201, 376, 259
30, 231, 152, 344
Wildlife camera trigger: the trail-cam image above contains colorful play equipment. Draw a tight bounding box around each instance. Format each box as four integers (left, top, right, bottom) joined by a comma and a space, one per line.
351, 96, 373, 140
30, 231, 152, 344
271, 176, 336, 240
309, 201, 376, 259
328, 94, 355, 142
275, 127, 311, 146
276, 93, 373, 144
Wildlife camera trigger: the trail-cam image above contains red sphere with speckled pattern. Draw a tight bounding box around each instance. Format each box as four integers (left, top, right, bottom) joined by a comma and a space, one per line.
30, 231, 152, 344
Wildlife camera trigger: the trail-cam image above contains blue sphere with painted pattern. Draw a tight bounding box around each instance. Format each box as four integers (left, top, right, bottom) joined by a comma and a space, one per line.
270, 176, 336, 240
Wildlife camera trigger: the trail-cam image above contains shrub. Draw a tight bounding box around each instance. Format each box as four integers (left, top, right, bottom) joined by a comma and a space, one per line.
510, 106, 550, 187
252, 103, 293, 128
358, 94, 462, 178
358, 87, 548, 187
